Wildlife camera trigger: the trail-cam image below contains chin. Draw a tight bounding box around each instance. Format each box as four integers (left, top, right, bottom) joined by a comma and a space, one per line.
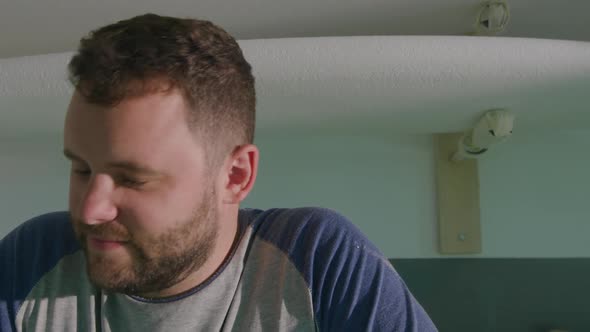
85, 251, 135, 292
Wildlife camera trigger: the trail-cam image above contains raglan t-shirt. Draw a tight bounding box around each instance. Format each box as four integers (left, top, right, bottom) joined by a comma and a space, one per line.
0, 207, 437, 331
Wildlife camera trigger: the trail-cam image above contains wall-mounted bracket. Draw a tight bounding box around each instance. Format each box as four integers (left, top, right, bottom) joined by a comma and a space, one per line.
435, 133, 482, 254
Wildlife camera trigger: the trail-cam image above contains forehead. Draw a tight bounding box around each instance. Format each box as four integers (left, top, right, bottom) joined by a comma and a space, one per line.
67, 89, 187, 130
64, 90, 201, 164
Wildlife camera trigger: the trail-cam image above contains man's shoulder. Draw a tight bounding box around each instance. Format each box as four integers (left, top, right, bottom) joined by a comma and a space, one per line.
1, 210, 80, 279
240, 207, 386, 278
238, 207, 437, 331
1, 211, 77, 254
0, 212, 80, 324
243, 206, 379, 253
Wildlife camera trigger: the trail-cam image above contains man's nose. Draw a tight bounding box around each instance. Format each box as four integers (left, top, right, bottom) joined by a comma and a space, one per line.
80, 173, 118, 225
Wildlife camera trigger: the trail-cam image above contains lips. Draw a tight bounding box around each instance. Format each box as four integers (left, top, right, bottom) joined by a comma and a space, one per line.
88, 237, 126, 250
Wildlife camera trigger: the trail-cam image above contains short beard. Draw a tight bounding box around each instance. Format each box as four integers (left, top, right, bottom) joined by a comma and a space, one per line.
74, 189, 218, 297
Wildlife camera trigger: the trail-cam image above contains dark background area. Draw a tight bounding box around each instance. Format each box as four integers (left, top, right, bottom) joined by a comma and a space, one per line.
390, 258, 590, 332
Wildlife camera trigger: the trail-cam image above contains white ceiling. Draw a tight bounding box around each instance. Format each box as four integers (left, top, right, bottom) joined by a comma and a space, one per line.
2, 36, 589, 137
1, 0, 589, 59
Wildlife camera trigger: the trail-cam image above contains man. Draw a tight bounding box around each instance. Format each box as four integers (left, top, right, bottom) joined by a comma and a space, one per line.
0, 14, 436, 331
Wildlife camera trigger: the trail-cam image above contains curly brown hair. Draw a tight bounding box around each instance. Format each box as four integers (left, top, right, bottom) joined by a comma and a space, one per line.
68, 13, 256, 163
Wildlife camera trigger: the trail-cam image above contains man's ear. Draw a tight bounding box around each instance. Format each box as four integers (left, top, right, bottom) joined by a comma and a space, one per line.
220, 144, 259, 204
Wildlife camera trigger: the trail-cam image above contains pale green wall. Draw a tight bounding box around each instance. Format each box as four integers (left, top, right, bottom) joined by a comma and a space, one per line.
1, 129, 589, 258
0, 135, 69, 231
246, 129, 590, 258
244, 131, 438, 257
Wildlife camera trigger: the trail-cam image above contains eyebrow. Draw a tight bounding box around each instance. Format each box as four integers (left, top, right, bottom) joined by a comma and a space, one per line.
63, 149, 83, 163
63, 149, 163, 176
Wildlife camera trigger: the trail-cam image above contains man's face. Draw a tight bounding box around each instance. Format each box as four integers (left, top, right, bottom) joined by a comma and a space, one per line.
64, 89, 220, 296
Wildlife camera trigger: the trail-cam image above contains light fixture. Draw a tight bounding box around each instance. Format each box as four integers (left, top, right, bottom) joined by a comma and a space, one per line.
475, 1, 510, 35
452, 109, 515, 162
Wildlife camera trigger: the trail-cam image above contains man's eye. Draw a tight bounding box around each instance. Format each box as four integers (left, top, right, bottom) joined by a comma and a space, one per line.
117, 176, 147, 188
73, 169, 91, 177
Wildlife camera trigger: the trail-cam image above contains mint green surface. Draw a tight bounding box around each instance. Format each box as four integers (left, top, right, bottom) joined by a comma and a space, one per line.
2, 129, 589, 258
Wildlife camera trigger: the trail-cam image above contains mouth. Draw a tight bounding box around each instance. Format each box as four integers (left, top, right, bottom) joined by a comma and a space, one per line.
88, 237, 127, 251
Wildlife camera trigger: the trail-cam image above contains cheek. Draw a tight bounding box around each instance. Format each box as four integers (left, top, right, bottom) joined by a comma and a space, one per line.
122, 186, 204, 233
116, 191, 183, 234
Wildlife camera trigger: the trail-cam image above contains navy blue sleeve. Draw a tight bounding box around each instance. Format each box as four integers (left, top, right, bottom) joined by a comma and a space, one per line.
255, 207, 437, 332
0, 212, 79, 332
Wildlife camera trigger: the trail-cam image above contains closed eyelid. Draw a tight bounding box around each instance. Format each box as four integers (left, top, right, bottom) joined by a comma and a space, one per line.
107, 162, 161, 177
